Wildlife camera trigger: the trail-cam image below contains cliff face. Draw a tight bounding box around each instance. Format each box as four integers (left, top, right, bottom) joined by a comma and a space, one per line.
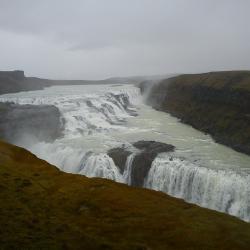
0, 70, 25, 81
144, 71, 250, 155
0, 102, 63, 144
108, 141, 175, 187
0, 71, 51, 94
1, 140, 250, 249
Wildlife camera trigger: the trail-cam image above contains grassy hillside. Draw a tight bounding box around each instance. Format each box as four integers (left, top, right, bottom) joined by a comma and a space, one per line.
1, 141, 250, 249
146, 71, 250, 154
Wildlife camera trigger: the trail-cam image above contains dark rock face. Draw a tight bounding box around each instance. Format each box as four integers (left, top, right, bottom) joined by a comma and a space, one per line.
0, 70, 25, 81
131, 141, 174, 187
107, 147, 132, 173
144, 71, 250, 155
108, 141, 175, 187
0, 71, 51, 95
133, 140, 174, 153
0, 102, 63, 144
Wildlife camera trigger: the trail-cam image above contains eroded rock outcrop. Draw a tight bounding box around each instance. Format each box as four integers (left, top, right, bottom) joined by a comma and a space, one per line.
0, 102, 63, 144
0, 70, 52, 94
108, 140, 175, 187
107, 147, 132, 173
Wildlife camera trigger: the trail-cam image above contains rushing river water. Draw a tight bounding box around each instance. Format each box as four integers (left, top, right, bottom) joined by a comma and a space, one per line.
1, 84, 250, 221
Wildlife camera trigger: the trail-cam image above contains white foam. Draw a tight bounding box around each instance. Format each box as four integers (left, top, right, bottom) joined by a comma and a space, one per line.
1, 84, 250, 222
145, 154, 250, 221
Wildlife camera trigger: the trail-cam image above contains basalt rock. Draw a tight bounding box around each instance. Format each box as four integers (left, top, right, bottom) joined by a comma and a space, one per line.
131, 141, 175, 187
0, 70, 52, 94
107, 147, 132, 173
0, 102, 63, 144
108, 141, 175, 187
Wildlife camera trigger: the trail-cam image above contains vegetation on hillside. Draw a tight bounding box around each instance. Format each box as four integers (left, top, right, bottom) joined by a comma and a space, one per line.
1, 140, 250, 249
145, 71, 250, 154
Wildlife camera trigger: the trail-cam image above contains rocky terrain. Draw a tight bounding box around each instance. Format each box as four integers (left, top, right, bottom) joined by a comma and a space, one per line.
142, 71, 250, 155
0, 102, 63, 144
1, 140, 250, 249
108, 141, 174, 187
0, 70, 51, 94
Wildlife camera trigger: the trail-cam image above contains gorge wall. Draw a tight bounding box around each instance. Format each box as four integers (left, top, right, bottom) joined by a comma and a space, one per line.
0, 70, 52, 94
142, 71, 250, 155
0, 102, 63, 144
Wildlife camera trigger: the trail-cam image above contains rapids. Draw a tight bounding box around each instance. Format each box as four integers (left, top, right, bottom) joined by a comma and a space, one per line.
1, 84, 250, 221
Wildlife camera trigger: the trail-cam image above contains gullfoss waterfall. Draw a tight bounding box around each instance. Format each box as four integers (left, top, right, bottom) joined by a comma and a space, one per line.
1, 84, 250, 221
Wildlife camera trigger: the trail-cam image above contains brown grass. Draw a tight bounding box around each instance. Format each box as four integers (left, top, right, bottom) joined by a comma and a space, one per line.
0, 140, 250, 249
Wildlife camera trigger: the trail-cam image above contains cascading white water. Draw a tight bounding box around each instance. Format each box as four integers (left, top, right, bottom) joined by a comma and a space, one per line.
145, 154, 250, 221
0, 85, 140, 137
122, 153, 136, 185
1, 83, 250, 222
0, 84, 140, 184
78, 152, 124, 183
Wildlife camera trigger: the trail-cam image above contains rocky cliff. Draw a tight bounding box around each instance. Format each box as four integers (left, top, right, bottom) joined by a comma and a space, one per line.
143, 71, 250, 155
108, 140, 175, 187
1, 140, 250, 249
0, 70, 52, 94
0, 102, 63, 144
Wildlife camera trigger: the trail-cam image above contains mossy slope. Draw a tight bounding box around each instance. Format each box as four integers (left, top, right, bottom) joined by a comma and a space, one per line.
146, 71, 250, 154
1, 140, 250, 249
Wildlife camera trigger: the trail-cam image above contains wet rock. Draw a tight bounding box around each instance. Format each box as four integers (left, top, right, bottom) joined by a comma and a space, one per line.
108, 141, 175, 187
107, 147, 132, 173
133, 140, 175, 154
131, 141, 175, 187
0, 102, 64, 144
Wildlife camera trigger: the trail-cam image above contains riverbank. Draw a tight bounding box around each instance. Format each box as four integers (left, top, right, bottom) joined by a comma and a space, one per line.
142, 71, 250, 155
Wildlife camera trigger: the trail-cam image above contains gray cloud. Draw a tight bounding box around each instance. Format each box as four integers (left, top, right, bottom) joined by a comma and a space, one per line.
0, 0, 249, 79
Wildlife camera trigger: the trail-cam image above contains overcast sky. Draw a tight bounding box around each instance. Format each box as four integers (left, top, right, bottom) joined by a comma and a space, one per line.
0, 0, 249, 79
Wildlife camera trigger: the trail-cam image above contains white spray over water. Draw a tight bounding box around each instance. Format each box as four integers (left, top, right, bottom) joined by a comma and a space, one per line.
0, 85, 140, 138
78, 152, 124, 182
145, 154, 250, 221
1, 84, 250, 221
122, 153, 136, 185
0, 84, 140, 184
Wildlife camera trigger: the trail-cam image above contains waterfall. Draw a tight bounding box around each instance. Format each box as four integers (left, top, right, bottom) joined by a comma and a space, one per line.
1, 84, 250, 222
145, 154, 250, 221
1, 85, 141, 185
0, 85, 141, 138
78, 152, 124, 183
122, 153, 136, 185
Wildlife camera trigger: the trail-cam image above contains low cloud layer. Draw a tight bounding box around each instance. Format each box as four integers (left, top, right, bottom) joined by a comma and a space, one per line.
0, 0, 249, 79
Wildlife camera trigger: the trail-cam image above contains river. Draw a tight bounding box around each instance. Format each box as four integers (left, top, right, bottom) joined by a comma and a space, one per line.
1, 83, 249, 221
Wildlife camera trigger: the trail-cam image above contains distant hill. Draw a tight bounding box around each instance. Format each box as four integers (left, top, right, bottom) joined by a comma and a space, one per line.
0, 70, 167, 95
1, 140, 250, 249
0, 70, 51, 94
